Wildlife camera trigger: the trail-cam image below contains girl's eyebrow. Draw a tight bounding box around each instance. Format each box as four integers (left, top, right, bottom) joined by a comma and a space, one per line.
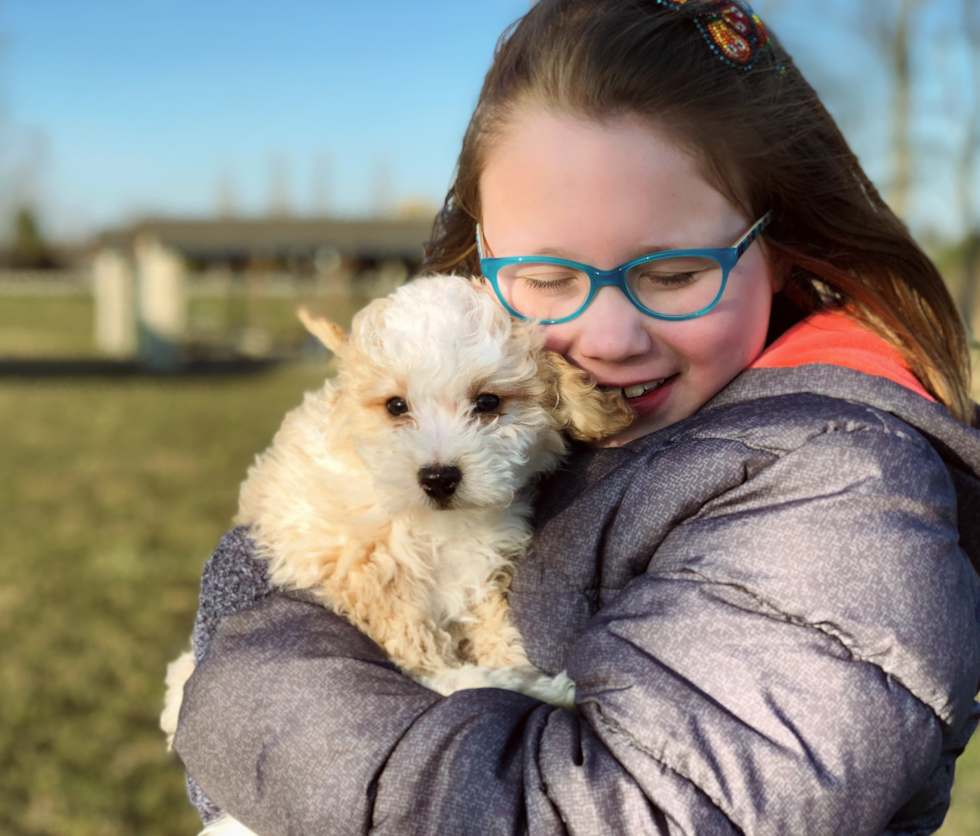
499, 229, 743, 260
531, 244, 673, 260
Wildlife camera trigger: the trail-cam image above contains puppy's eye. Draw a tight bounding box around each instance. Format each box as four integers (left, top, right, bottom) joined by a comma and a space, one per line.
386, 397, 409, 417
473, 393, 501, 414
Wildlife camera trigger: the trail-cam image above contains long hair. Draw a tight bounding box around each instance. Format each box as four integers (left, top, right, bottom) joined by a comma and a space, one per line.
423, 0, 973, 422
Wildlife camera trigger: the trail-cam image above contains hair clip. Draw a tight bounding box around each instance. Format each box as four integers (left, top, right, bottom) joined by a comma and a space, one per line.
654, 0, 778, 73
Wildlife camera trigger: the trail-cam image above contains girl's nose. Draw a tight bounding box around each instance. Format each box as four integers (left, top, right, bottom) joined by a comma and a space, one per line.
575, 286, 654, 362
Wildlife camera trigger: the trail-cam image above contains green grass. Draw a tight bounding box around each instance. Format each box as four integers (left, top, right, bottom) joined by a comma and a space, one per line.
942, 737, 980, 835
0, 291, 375, 360
0, 366, 328, 835
186, 290, 374, 351
0, 297, 98, 358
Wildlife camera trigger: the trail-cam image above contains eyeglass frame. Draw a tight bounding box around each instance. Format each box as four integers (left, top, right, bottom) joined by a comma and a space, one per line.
476, 211, 773, 324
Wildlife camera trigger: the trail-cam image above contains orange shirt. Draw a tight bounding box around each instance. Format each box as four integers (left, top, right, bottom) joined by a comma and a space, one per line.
750, 309, 934, 402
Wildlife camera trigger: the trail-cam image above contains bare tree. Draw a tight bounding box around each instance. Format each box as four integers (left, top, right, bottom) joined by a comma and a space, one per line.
864, 0, 930, 220
312, 152, 333, 218
370, 153, 394, 219
0, 20, 54, 247
268, 153, 291, 218
215, 168, 239, 219
753, 0, 784, 18
956, 0, 980, 342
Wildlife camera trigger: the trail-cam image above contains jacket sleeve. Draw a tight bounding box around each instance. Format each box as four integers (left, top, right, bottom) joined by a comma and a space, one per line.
173, 424, 980, 836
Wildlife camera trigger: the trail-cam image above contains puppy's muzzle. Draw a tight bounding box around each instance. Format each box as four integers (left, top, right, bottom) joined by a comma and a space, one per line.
418, 465, 462, 504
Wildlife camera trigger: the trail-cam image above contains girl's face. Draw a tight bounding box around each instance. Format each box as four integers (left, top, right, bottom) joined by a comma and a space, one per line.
479, 110, 778, 446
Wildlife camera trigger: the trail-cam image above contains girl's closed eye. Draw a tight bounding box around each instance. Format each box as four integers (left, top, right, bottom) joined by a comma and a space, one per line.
628, 256, 720, 288
519, 273, 581, 292
631, 269, 699, 288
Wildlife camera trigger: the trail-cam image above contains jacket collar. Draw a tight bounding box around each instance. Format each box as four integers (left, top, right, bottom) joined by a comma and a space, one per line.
705, 364, 980, 477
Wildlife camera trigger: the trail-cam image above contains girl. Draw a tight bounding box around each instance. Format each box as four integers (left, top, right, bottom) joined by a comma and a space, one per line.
173, 1, 980, 833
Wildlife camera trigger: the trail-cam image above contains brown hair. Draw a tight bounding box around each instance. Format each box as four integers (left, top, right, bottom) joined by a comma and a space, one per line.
422, 0, 973, 422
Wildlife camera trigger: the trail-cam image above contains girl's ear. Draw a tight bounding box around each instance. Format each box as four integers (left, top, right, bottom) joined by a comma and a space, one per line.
546, 351, 634, 442
297, 307, 346, 354
759, 239, 787, 293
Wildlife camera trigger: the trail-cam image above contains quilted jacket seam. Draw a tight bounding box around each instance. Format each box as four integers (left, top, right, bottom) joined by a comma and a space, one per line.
679, 415, 926, 462
588, 706, 743, 835
650, 568, 951, 726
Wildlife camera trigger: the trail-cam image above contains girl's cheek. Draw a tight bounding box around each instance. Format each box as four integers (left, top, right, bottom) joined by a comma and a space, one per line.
539, 323, 573, 355
667, 319, 730, 366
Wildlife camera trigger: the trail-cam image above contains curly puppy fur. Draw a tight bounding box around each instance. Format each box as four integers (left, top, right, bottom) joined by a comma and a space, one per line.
163, 276, 632, 835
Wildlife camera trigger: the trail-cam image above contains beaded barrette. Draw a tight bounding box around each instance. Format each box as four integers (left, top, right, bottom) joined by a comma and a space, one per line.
654, 0, 778, 73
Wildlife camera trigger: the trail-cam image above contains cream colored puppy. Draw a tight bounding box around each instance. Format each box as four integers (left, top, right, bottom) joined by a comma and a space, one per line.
163, 275, 632, 836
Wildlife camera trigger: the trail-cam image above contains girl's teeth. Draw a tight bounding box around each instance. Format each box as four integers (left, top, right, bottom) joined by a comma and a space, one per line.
623, 379, 666, 399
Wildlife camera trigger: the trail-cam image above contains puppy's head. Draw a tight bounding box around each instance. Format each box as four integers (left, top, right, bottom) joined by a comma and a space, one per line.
300, 276, 631, 515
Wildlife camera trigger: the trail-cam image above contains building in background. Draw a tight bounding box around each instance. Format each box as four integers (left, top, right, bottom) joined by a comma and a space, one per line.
90, 215, 434, 369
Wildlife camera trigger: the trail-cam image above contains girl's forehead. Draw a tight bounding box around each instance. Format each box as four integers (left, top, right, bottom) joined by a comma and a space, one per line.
479, 109, 744, 259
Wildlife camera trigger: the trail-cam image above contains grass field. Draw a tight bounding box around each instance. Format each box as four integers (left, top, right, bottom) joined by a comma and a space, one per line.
0, 292, 374, 360
0, 297, 100, 358
0, 365, 330, 835
0, 296, 978, 834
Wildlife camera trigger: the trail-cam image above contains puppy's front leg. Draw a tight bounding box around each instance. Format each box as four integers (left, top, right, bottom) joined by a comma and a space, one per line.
338, 592, 458, 679
464, 592, 532, 669
459, 593, 577, 711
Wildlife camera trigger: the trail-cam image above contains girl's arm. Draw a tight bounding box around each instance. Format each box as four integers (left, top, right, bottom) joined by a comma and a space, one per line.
174, 420, 980, 836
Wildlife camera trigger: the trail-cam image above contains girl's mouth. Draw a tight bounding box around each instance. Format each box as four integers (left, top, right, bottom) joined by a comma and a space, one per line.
620, 374, 679, 415
622, 378, 667, 399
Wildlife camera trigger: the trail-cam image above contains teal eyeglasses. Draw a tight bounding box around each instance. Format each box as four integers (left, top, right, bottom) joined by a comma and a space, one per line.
477, 212, 772, 324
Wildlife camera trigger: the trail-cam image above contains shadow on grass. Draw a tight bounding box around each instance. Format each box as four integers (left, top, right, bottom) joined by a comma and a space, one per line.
0, 358, 286, 378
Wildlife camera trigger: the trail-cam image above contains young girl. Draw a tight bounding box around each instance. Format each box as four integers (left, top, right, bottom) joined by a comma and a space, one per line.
173, 1, 980, 833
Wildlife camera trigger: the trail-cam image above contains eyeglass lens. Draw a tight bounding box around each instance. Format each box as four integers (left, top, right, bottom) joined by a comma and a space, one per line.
495, 255, 724, 320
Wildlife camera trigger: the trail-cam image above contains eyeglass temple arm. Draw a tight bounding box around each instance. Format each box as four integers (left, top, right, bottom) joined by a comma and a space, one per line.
475, 223, 485, 260
734, 212, 773, 259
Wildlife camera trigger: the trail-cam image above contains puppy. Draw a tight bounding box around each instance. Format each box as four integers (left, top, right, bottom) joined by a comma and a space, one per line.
163, 275, 632, 835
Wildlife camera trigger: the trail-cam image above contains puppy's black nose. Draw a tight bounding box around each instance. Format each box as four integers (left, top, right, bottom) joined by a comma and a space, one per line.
418, 465, 462, 501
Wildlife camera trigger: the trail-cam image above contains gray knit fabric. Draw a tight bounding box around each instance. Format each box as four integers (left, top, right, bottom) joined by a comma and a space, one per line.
185, 526, 274, 823
191, 526, 274, 666
173, 364, 980, 835
183, 529, 360, 822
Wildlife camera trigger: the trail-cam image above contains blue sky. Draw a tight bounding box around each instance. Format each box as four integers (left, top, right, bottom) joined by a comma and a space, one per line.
0, 0, 972, 241
1, 0, 531, 234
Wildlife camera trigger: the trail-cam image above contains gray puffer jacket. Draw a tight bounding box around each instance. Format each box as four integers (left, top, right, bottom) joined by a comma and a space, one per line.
174, 364, 980, 836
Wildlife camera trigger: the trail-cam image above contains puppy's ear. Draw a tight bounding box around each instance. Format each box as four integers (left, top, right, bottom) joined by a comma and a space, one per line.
547, 352, 634, 443
467, 275, 493, 293
298, 307, 346, 355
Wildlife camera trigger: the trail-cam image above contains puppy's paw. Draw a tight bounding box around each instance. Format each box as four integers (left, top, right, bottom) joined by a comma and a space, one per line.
421, 665, 577, 711
200, 813, 261, 836
529, 669, 577, 711
498, 667, 577, 711
418, 665, 499, 696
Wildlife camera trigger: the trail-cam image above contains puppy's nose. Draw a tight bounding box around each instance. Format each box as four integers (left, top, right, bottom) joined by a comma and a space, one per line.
418, 465, 462, 501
